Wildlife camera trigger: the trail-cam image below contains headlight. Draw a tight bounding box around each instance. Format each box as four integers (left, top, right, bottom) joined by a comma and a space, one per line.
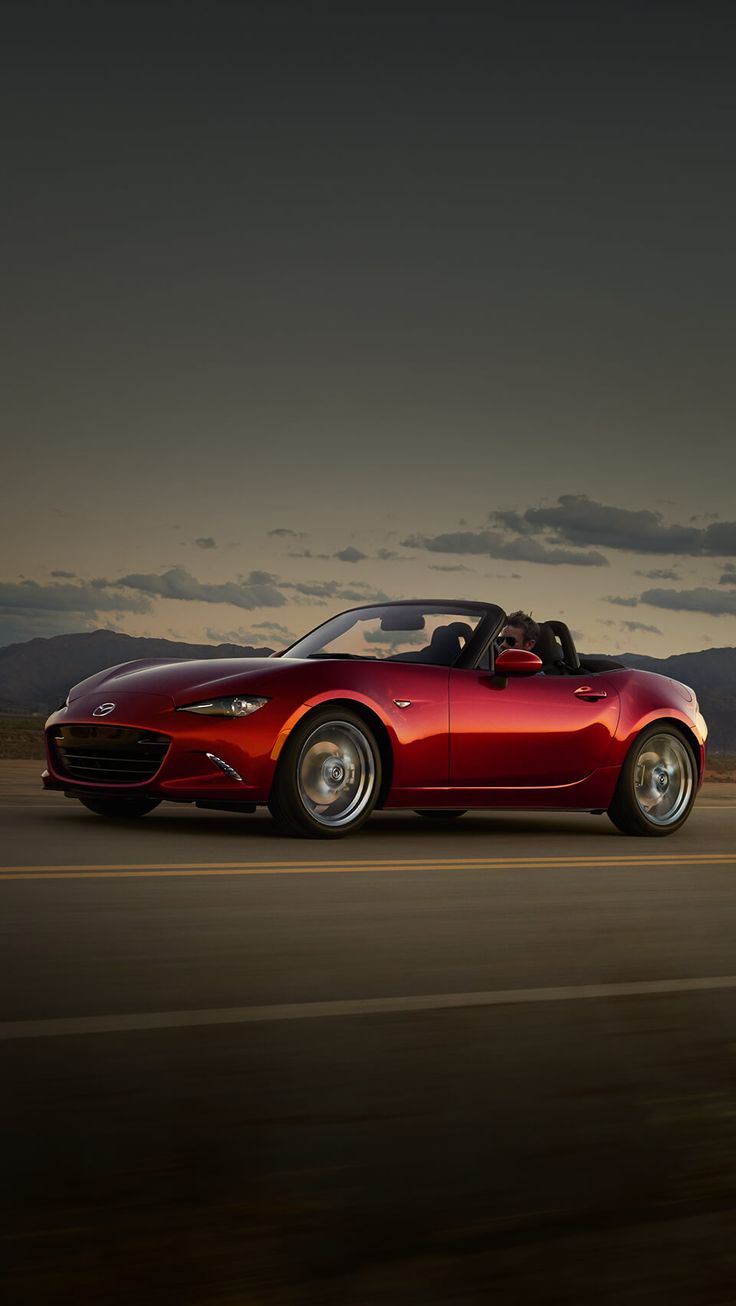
178, 696, 269, 718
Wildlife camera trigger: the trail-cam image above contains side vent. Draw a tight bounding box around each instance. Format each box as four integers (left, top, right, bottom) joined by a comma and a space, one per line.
206, 753, 243, 782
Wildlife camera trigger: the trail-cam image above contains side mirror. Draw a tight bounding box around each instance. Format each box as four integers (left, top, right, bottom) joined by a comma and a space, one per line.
494, 648, 543, 677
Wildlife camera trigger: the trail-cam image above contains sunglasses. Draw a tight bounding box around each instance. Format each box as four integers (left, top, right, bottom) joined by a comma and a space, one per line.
498, 635, 519, 647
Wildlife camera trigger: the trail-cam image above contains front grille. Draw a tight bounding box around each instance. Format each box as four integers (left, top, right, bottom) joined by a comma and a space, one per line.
50, 725, 171, 786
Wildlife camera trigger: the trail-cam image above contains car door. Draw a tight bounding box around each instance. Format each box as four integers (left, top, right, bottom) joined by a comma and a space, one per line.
448, 669, 621, 789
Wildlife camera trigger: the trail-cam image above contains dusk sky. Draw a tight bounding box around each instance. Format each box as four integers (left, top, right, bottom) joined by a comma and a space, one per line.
3, 2, 735, 655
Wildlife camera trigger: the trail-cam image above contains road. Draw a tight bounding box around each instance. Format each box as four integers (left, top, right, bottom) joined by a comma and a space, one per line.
2, 762, 736, 1304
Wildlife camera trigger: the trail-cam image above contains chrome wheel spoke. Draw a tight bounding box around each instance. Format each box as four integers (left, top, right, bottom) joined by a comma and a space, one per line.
633, 733, 693, 826
297, 721, 375, 827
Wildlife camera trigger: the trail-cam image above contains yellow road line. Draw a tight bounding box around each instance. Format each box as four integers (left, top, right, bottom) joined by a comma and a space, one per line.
1, 853, 735, 880
4, 974, 736, 1040
3, 851, 736, 870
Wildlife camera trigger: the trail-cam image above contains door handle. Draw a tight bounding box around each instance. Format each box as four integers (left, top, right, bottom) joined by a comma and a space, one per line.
574, 686, 607, 701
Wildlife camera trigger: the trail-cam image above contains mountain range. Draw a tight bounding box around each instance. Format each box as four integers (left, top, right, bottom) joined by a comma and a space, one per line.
1, 629, 734, 754
0, 630, 274, 717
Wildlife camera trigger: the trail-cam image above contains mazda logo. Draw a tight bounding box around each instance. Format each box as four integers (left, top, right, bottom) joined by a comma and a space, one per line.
92, 703, 116, 717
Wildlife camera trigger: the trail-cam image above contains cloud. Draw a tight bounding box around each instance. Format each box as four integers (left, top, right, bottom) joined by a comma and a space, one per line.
0, 564, 387, 646
287, 549, 330, 559
268, 527, 306, 539
606, 595, 640, 607
719, 564, 736, 586
621, 620, 663, 635
203, 618, 299, 648
639, 587, 736, 616
364, 628, 425, 648
402, 529, 607, 567
429, 564, 474, 573
281, 579, 390, 604
334, 546, 368, 563
110, 567, 287, 610
280, 579, 342, 600
703, 523, 736, 554
194, 537, 217, 549
0, 579, 151, 615
497, 495, 736, 557
491, 510, 535, 536
635, 568, 681, 581
241, 620, 298, 647
0, 577, 150, 646
377, 548, 401, 560
50, 569, 76, 579
337, 585, 391, 603
252, 621, 295, 636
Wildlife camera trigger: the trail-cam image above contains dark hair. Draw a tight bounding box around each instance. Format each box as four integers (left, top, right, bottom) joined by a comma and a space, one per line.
505, 610, 540, 645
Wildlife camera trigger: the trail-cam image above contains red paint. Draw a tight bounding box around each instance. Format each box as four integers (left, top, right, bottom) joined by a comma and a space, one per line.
494, 648, 543, 675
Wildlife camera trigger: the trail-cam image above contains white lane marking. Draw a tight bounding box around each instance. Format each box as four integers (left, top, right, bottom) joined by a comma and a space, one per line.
3, 975, 736, 1041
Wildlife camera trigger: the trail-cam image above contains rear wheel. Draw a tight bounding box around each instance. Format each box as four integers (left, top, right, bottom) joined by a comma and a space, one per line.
269, 709, 382, 838
78, 796, 161, 819
607, 725, 697, 836
414, 809, 467, 820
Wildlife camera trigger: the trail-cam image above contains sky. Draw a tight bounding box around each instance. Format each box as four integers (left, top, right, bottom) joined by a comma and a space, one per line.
2, 1, 735, 656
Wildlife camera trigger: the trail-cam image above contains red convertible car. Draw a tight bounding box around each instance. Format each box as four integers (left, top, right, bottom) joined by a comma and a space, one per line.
43, 600, 707, 838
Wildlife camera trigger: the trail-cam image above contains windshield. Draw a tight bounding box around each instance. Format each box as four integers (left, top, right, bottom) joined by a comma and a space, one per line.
282, 605, 483, 666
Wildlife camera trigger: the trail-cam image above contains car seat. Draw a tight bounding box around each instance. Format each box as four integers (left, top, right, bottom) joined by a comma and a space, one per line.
533, 623, 567, 675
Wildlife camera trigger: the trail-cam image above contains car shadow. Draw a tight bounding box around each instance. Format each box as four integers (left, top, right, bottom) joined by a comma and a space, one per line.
59, 806, 623, 842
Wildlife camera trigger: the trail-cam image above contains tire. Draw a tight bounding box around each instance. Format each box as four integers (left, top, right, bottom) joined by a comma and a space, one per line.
269, 708, 382, 838
414, 809, 467, 820
607, 724, 697, 837
78, 796, 161, 819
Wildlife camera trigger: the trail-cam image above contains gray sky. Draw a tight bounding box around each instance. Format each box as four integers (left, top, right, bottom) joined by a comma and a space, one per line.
3, 1, 735, 654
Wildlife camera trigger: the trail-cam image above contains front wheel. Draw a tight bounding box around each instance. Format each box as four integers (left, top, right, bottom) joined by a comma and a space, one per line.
269, 709, 382, 838
78, 796, 161, 819
607, 726, 697, 836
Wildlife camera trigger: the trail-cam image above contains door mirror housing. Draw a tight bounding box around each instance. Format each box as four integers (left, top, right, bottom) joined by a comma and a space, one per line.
494, 648, 543, 677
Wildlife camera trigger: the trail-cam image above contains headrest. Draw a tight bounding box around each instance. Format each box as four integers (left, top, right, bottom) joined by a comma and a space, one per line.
533, 623, 561, 665
427, 625, 463, 664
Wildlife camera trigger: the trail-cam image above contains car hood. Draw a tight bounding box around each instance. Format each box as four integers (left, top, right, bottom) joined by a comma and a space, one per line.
68, 657, 297, 707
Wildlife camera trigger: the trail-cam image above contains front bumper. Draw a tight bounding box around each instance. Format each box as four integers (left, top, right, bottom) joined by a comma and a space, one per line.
44, 690, 280, 803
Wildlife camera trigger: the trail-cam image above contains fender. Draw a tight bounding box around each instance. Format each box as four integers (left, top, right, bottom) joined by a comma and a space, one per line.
269, 688, 401, 764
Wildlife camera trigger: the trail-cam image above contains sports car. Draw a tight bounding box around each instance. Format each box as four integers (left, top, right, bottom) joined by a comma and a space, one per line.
42, 600, 707, 838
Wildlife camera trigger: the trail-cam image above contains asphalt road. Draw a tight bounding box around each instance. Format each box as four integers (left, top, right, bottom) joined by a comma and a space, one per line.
2, 762, 736, 1304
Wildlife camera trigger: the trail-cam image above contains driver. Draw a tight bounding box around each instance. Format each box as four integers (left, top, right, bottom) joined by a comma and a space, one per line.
497, 610, 539, 652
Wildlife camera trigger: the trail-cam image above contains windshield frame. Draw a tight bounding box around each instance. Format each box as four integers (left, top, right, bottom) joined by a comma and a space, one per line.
279, 600, 505, 669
